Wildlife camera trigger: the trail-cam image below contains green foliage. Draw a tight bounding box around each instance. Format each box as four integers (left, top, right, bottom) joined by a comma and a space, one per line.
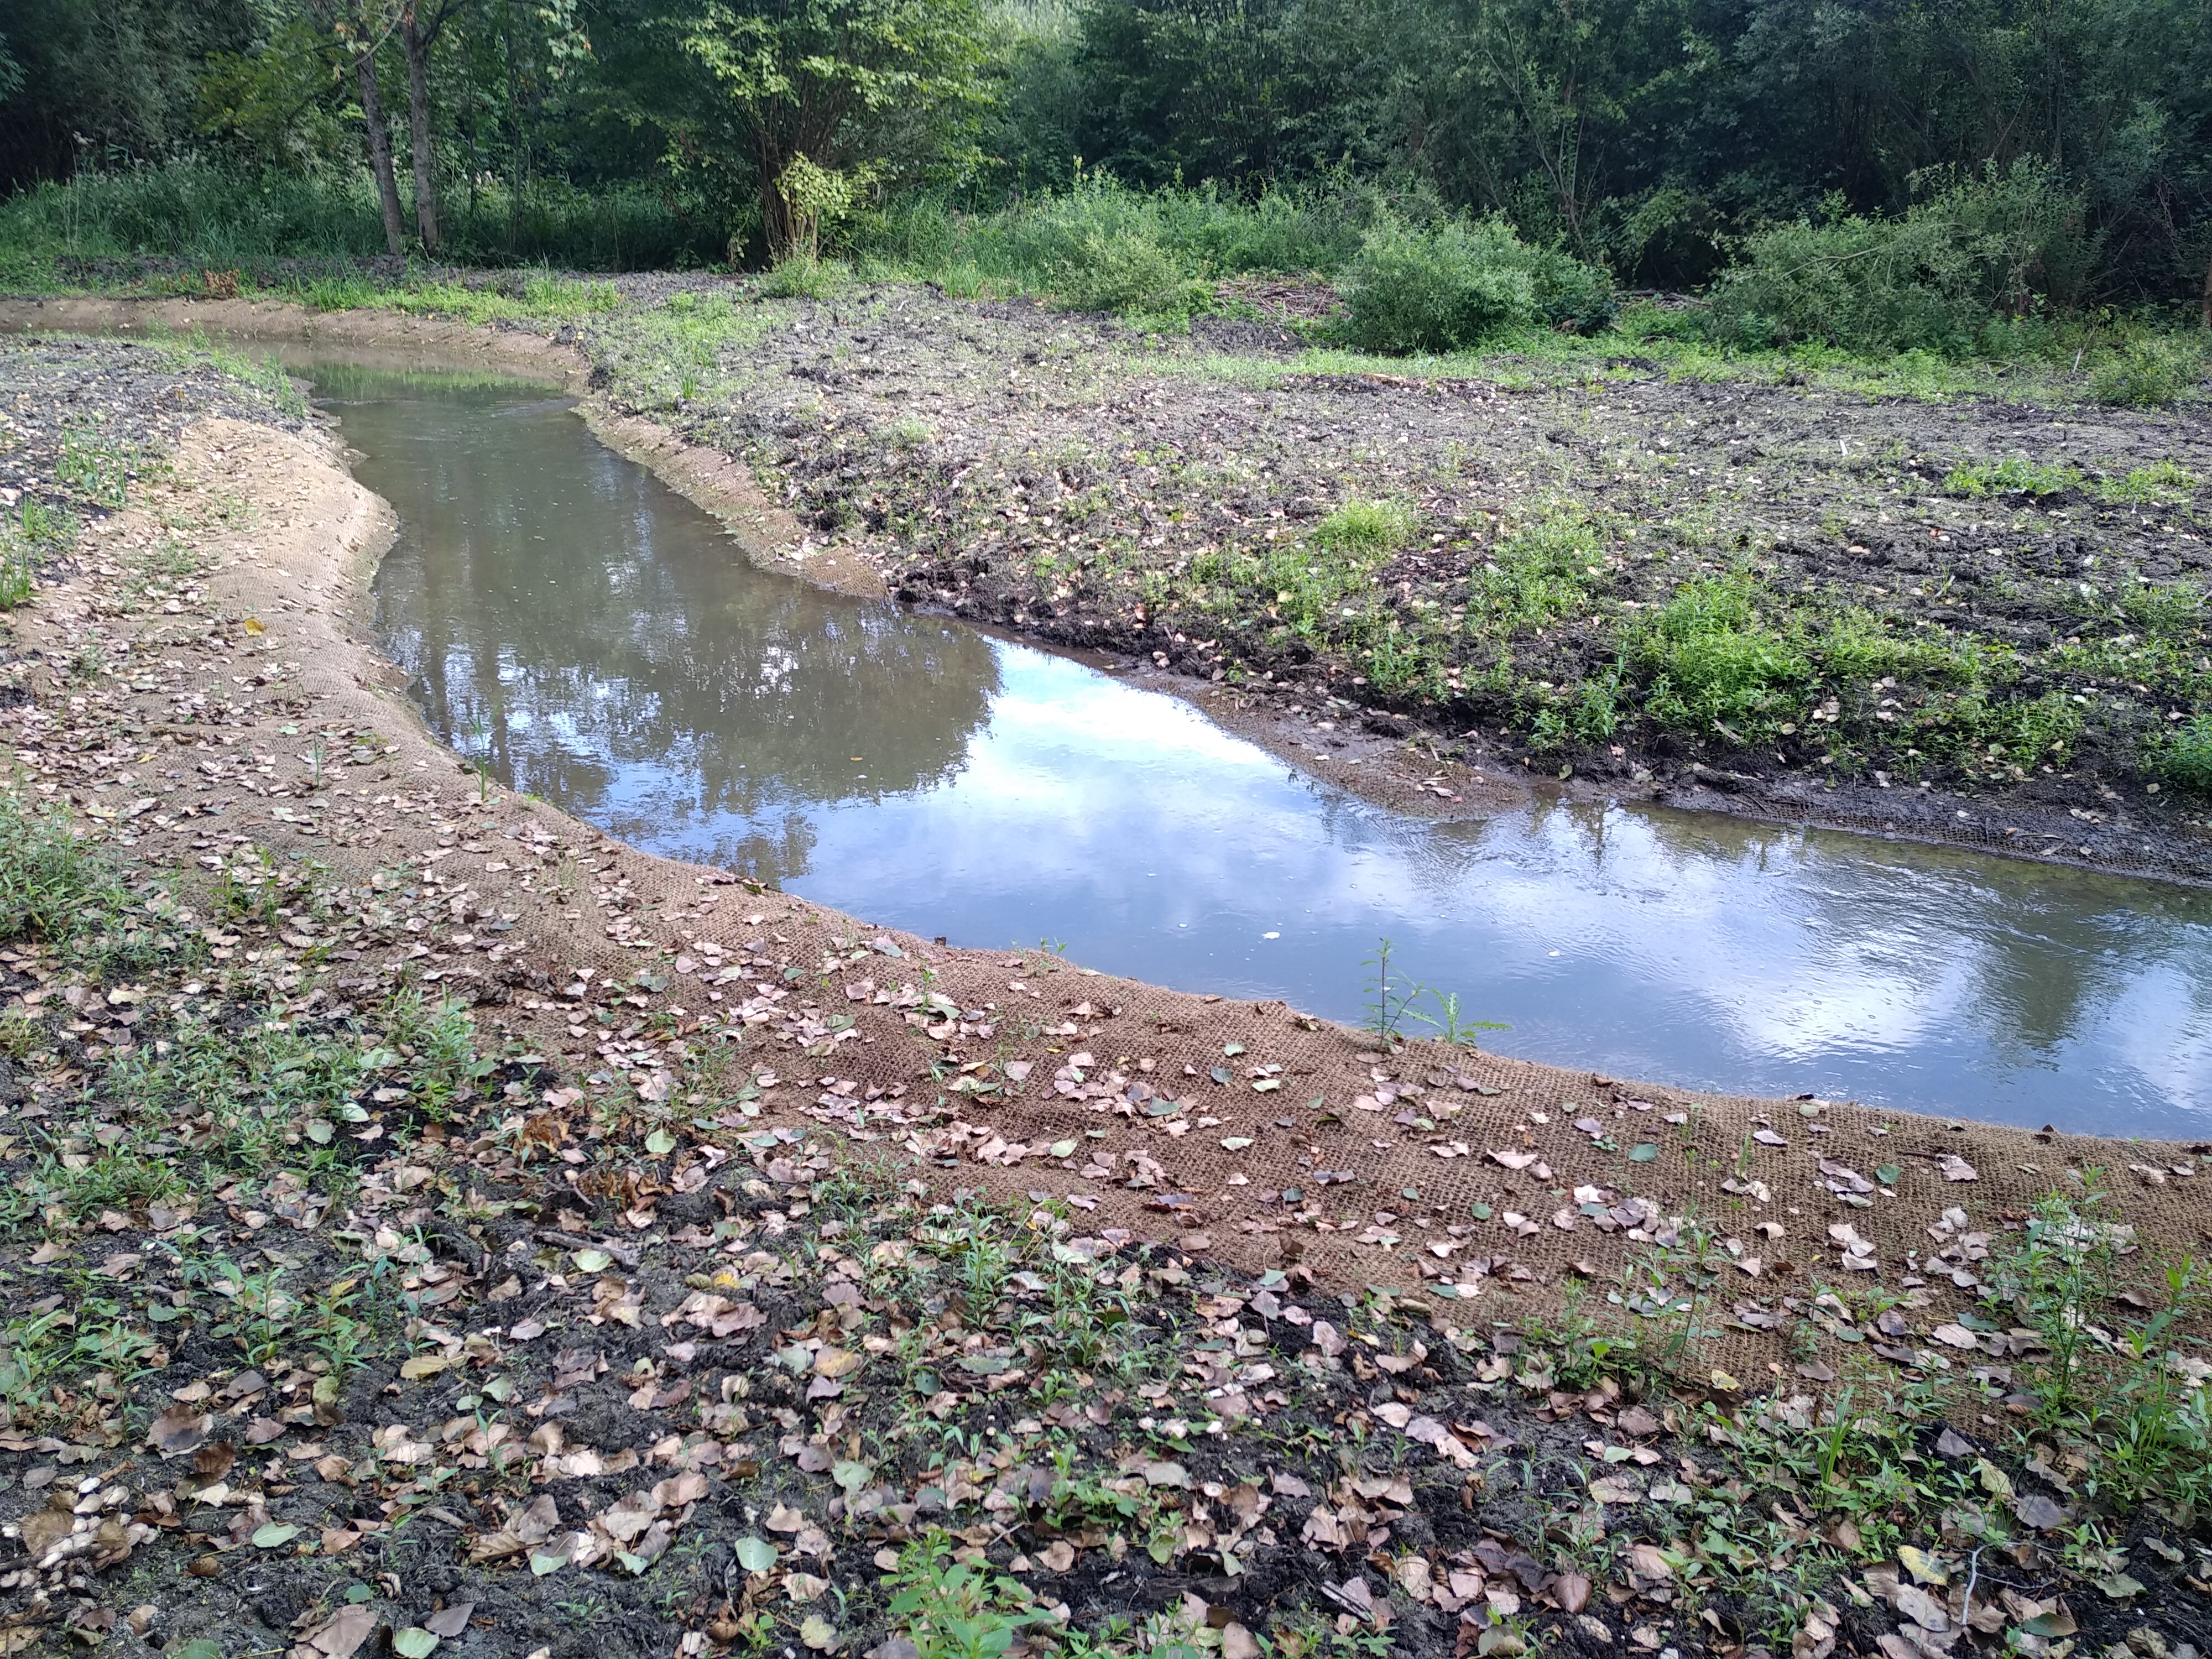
673, 0, 998, 261
1979, 1182, 2212, 1507
884, 1535, 1056, 1659
1636, 571, 1811, 739
2100, 461, 2200, 506
2153, 713, 2212, 795
2090, 338, 2205, 408
1339, 216, 1613, 354
0, 161, 719, 272
755, 255, 852, 299
1312, 497, 1415, 556
1705, 161, 2094, 356
0, 794, 134, 952
1943, 456, 2083, 498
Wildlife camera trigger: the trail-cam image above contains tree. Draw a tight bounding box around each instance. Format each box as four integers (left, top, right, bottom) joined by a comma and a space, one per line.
671, 0, 994, 261
348, 4, 408, 253
401, 0, 471, 252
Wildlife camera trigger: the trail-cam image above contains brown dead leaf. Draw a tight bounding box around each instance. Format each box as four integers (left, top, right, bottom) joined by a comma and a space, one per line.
300, 1604, 377, 1659
425, 1605, 474, 1640
147, 1406, 213, 1458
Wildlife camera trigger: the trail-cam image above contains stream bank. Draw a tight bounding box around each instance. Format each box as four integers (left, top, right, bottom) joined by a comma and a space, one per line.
7, 291, 2212, 887
0, 328, 2206, 1659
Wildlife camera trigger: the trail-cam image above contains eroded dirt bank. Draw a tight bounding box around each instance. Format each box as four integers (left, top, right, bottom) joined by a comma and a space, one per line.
0, 330, 2208, 1659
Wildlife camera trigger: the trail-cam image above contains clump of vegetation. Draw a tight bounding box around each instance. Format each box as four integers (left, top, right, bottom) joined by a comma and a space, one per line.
1338, 216, 1614, 353
2153, 713, 2212, 795
2090, 338, 2205, 408
1943, 456, 2083, 498
2100, 461, 2201, 505
1704, 161, 2093, 357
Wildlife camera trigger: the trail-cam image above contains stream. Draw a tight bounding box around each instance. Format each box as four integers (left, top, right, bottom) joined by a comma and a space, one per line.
302, 361, 2212, 1138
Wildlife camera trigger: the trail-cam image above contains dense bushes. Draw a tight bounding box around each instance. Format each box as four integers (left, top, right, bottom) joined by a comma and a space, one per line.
1338, 217, 1613, 352
1704, 163, 2095, 356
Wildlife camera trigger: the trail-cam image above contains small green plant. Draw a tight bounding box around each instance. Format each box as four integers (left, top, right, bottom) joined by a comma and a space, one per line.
1312, 496, 1416, 556
1406, 989, 1508, 1045
2153, 712, 2212, 795
56, 430, 135, 508
1942, 456, 2083, 498
757, 255, 851, 301
883, 1535, 1054, 1659
1361, 936, 1423, 1044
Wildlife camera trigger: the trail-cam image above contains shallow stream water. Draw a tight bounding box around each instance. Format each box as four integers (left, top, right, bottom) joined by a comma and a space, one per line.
305, 363, 2212, 1138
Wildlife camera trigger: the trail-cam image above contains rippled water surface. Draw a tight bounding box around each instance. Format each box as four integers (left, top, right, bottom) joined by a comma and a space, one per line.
316, 363, 2212, 1136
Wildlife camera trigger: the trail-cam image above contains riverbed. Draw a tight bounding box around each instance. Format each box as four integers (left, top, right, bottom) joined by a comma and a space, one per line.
303, 361, 2212, 1135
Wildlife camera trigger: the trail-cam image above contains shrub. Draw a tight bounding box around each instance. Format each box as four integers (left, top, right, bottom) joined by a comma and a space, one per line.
1704, 160, 2091, 356
2090, 340, 2204, 408
1339, 216, 1613, 354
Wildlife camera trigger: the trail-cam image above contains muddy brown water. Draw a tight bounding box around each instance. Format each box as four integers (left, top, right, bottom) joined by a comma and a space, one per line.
299, 361, 2212, 1136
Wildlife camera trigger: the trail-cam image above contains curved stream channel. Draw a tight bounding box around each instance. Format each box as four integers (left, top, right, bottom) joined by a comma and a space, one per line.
303, 361, 2212, 1137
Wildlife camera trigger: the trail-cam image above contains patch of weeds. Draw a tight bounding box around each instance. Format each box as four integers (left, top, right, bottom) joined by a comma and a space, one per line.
2098, 460, 2200, 506
757, 257, 851, 301
0, 791, 139, 954
2153, 711, 2212, 795
885, 414, 935, 450
1942, 456, 2083, 498
1468, 512, 1601, 637
1636, 570, 1812, 744
2089, 338, 2203, 407
883, 1533, 1057, 1659
1978, 1178, 2212, 1506
374, 985, 498, 1120
55, 427, 140, 509
1312, 497, 1416, 557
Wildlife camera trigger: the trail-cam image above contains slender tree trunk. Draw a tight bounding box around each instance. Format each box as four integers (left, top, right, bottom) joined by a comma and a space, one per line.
357, 43, 406, 256
404, 7, 439, 253
2203, 250, 2211, 331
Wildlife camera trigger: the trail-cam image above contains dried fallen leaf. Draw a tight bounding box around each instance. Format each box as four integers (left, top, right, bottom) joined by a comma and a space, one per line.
1938, 1155, 1978, 1182
302, 1606, 377, 1659
147, 1406, 213, 1458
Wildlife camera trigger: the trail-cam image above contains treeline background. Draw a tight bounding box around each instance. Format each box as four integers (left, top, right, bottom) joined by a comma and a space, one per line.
2, 0, 2209, 352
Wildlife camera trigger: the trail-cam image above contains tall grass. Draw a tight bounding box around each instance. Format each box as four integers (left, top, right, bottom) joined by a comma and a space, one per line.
0, 158, 717, 272
851, 175, 1365, 316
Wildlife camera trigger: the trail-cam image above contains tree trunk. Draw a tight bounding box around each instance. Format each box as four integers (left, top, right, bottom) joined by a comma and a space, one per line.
757, 143, 797, 264
404, 8, 439, 253
357, 43, 406, 257
2203, 249, 2211, 331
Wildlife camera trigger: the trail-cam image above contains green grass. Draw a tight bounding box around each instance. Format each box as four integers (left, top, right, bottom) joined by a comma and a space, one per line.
0, 157, 718, 272
1942, 456, 2083, 498
2099, 460, 2201, 505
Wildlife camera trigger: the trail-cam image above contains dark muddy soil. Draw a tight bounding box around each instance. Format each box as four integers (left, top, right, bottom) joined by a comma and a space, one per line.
574, 285, 2212, 883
